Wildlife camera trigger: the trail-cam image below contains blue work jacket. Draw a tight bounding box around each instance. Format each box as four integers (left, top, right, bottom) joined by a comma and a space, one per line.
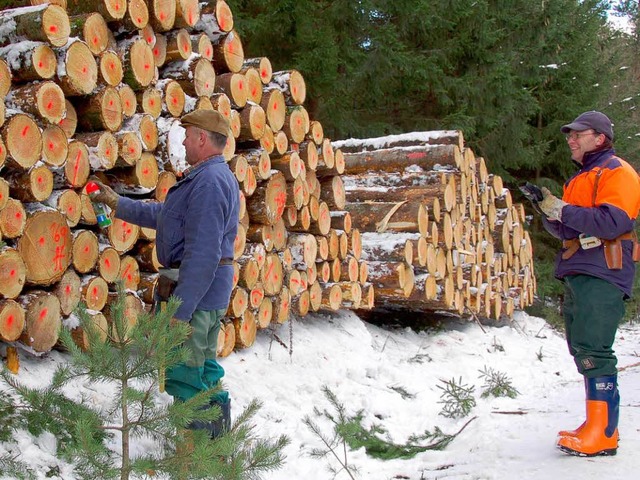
116, 155, 240, 320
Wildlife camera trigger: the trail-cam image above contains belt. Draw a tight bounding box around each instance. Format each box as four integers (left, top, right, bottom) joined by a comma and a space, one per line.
170, 257, 234, 268
562, 232, 634, 260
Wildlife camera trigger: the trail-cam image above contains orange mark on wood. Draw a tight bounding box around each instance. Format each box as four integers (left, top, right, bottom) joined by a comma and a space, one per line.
38, 61, 43, 68
65, 285, 71, 294
82, 66, 87, 74
15, 212, 21, 219
46, 101, 53, 110
49, 26, 57, 33
104, 258, 111, 267
84, 246, 89, 253
21, 126, 29, 137
144, 63, 151, 70
37, 176, 43, 184
159, 12, 166, 20
10, 269, 15, 277
105, 149, 110, 156
38, 237, 45, 245
92, 287, 98, 296
93, 37, 98, 45
238, 81, 243, 90
39, 308, 48, 320
48, 142, 54, 150
407, 152, 427, 160
154, 48, 159, 55
206, 48, 211, 57
6, 315, 13, 327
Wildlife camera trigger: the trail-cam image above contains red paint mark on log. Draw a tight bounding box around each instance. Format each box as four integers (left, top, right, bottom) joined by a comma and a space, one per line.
21, 126, 29, 137
6, 315, 13, 327
407, 152, 427, 160
39, 308, 48, 320
38, 237, 45, 245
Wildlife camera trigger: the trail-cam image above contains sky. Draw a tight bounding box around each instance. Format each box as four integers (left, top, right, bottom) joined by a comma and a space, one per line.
2, 309, 640, 480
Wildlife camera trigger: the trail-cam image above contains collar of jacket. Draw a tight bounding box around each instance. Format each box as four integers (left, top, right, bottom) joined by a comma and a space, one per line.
180, 154, 226, 182
578, 147, 616, 172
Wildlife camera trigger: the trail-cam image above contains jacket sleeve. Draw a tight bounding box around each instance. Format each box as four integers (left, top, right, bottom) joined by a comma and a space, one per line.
114, 197, 162, 229
172, 182, 227, 321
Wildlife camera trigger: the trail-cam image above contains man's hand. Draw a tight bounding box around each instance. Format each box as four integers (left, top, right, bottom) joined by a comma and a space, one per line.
539, 187, 567, 222
88, 180, 120, 210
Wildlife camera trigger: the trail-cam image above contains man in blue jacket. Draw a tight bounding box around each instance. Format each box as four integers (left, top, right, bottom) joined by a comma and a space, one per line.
93, 110, 239, 438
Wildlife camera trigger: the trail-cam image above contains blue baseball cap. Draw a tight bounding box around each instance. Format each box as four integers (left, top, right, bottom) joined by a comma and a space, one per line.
561, 111, 613, 140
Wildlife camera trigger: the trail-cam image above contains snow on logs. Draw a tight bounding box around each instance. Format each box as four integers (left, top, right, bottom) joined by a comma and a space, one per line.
0, 1, 533, 369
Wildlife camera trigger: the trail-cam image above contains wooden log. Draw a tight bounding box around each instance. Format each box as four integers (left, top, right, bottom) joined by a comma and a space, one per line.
270, 70, 306, 106
117, 255, 140, 291
66, 0, 126, 21
17, 209, 72, 286
0, 248, 26, 299
109, 151, 159, 190
0, 41, 56, 82
287, 233, 317, 268
58, 99, 77, 138
44, 189, 81, 228
330, 211, 352, 234
229, 285, 248, 317
333, 130, 465, 153
245, 171, 287, 225
56, 40, 98, 96
7, 81, 65, 124
98, 51, 124, 87
0, 198, 27, 239
0, 299, 25, 342
69, 12, 109, 56
105, 216, 140, 254
5, 164, 53, 202
233, 309, 256, 348
41, 125, 68, 168
197, 0, 233, 34
133, 240, 160, 272
210, 29, 244, 74
115, 130, 142, 167
282, 106, 307, 144
103, 291, 143, 343
260, 253, 283, 296
54, 140, 90, 188
366, 261, 415, 298
158, 79, 186, 118
74, 86, 123, 132
260, 88, 286, 131
71, 229, 99, 274
238, 102, 266, 141
124, 114, 158, 151
0, 5, 70, 47
19, 289, 61, 352
53, 268, 81, 316
152, 33, 167, 67
148, 0, 176, 32
192, 32, 213, 60
165, 28, 192, 62
242, 56, 271, 84
155, 171, 176, 201
243, 148, 271, 181
118, 37, 156, 90
2, 113, 43, 169
243, 67, 263, 104
319, 175, 346, 210
215, 72, 246, 109
342, 144, 463, 176
96, 246, 120, 283
76, 131, 118, 171
117, 0, 149, 30
163, 56, 215, 97
80, 275, 109, 311
69, 311, 108, 351
217, 320, 235, 357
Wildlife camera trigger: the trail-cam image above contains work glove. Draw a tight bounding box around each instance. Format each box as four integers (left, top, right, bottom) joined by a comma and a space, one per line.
539, 187, 567, 222
88, 180, 120, 210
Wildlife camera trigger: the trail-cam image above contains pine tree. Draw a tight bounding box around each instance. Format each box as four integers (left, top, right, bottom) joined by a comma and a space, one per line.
0, 286, 288, 480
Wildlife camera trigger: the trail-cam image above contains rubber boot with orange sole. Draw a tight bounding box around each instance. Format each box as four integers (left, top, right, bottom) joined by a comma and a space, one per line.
557, 375, 619, 457
558, 377, 587, 438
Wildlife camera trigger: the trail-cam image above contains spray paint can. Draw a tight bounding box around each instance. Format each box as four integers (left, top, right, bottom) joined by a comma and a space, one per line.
85, 181, 113, 228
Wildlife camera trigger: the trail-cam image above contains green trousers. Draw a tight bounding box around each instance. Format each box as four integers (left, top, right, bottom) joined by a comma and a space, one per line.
165, 308, 229, 403
563, 274, 625, 377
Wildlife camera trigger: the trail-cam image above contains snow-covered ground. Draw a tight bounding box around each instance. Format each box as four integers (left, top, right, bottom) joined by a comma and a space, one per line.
2, 310, 640, 479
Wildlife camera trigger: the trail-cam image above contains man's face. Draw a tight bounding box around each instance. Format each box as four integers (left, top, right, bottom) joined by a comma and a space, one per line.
565, 129, 603, 163
182, 126, 200, 165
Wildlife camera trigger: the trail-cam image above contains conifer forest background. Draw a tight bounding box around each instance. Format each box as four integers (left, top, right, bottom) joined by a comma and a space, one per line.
228, 0, 640, 320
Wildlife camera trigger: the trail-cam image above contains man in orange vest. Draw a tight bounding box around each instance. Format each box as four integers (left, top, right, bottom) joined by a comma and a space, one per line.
537, 111, 640, 456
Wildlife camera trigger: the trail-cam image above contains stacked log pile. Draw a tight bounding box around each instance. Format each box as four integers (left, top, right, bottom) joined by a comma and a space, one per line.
334, 131, 535, 320
0, 1, 535, 370
0, 0, 374, 365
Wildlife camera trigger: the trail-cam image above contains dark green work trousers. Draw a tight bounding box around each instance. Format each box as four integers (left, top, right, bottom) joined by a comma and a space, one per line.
562, 274, 625, 378
165, 308, 229, 403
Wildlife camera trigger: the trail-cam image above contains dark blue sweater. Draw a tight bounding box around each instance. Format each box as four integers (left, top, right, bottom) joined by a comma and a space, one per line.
116, 155, 239, 320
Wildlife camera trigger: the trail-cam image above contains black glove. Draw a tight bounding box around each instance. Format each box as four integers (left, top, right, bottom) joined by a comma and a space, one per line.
518, 182, 546, 216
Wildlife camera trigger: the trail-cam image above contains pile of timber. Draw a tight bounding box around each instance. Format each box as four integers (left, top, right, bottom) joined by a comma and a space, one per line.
0, 0, 372, 366
0, 1, 535, 371
334, 131, 535, 320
